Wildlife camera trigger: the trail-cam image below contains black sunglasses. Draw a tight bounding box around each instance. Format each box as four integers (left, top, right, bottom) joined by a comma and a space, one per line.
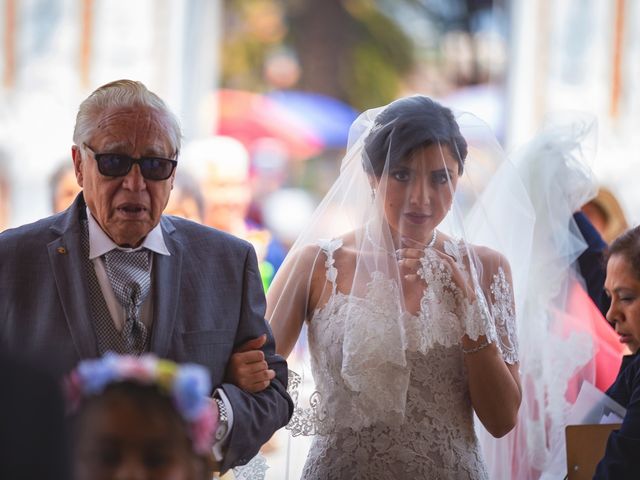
83, 144, 177, 181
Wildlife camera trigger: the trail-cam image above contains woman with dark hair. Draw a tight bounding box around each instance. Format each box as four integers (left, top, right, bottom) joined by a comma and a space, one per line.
594, 225, 640, 478
229, 95, 533, 478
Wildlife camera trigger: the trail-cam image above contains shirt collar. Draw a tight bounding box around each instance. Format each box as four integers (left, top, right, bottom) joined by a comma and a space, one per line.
86, 207, 171, 259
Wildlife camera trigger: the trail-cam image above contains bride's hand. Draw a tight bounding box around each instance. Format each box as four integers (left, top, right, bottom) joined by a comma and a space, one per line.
397, 236, 476, 301
224, 334, 275, 393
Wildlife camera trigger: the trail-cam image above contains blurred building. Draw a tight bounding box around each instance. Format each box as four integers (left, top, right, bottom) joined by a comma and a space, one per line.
0, 0, 221, 227
507, 0, 639, 225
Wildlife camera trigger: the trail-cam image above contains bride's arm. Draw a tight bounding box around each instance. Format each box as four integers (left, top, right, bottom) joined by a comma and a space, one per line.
464, 249, 521, 438
463, 338, 521, 437
267, 244, 325, 358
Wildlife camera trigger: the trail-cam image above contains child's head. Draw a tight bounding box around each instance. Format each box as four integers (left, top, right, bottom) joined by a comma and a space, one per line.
65, 354, 216, 480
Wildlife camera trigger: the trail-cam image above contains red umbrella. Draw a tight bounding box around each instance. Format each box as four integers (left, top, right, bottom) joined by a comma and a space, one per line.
215, 89, 324, 159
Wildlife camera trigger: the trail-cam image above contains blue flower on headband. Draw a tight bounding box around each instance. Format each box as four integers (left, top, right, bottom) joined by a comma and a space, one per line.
173, 364, 212, 421
66, 354, 217, 456
77, 355, 120, 394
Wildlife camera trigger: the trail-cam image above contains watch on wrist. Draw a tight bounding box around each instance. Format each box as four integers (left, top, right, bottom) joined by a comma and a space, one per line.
214, 396, 228, 441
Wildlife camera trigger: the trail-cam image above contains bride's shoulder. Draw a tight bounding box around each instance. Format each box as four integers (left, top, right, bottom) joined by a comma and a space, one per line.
464, 243, 512, 276
286, 233, 351, 269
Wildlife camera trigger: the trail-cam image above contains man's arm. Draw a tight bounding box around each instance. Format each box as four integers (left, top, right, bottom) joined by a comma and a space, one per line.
218, 245, 293, 471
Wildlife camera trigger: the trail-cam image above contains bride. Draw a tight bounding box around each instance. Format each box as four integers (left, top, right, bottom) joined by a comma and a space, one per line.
229, 95, 532, 479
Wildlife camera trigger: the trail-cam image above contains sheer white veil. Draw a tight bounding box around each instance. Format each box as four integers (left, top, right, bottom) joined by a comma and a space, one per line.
255, 95, 538, 478
477, 114, 601, 479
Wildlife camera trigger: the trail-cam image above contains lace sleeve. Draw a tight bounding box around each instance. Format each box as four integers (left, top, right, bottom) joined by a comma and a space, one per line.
450, 241, 519, 364
488, 266, 519, 364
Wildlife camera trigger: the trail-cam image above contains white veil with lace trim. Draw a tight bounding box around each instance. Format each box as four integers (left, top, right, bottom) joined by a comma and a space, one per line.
251, 95, 539, 479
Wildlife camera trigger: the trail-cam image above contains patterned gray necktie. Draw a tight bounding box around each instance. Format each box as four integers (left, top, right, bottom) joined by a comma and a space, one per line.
102, 248, 152, 354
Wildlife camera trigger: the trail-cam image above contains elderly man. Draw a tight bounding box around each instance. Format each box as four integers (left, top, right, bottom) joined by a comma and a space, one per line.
0, 80, 292, 471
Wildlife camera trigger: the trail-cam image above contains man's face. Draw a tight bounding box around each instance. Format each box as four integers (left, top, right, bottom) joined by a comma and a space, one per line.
72, 107, 176, 247
202, 169, 251, 233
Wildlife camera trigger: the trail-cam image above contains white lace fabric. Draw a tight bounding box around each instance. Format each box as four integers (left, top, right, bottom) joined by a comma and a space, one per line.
260, 97, 536, 479
286, 237, 517, 478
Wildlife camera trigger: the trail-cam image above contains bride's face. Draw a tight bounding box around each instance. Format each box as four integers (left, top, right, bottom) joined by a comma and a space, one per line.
379, 143, 459, 245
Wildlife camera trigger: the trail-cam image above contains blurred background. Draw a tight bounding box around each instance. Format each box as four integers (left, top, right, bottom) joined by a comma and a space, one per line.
0, 0, 636, 254
1, 1, 637, 477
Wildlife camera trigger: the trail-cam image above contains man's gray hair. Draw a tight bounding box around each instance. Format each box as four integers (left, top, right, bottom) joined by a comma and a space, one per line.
73, 79, 182, 154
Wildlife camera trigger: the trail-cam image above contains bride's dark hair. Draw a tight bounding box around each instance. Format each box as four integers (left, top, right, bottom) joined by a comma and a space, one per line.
363, 95, 468, 177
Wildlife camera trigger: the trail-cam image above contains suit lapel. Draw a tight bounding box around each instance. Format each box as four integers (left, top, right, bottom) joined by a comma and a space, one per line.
48, 195, 99, 359
150, 217, 183, 357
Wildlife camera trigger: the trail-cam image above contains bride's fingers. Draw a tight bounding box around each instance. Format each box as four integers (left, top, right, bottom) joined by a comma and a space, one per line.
403, 273, 422, 283
398, 258, 422, 271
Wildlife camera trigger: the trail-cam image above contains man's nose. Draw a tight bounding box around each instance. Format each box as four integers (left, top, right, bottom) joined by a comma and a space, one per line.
122, 164, 147, 191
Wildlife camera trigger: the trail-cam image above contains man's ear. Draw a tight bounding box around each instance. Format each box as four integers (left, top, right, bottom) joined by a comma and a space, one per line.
71, 146, 83, 187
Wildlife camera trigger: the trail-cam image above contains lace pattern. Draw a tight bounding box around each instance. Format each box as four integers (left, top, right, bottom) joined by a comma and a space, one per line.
284, 238, 517, 478
301, 348, 489, 479
408, 239, 518, 363
490, 268, 519, 364
232, 453, 268, 480
286, 370, 325, 437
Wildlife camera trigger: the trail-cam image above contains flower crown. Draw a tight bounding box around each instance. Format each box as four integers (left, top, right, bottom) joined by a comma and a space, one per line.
65, 353, 217, 455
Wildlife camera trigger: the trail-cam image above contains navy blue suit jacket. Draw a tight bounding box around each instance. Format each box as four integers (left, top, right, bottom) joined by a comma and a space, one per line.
0, 193, 293, 470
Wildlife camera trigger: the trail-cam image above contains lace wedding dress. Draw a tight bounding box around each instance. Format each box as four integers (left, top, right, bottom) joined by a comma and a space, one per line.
293, 237, 518, 480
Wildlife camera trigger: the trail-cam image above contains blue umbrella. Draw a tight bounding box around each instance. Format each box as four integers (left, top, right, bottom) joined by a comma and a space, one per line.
267, 90, 359, 149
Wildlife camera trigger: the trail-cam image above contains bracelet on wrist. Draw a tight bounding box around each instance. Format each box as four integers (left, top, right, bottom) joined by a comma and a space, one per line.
462, 339, 492, 354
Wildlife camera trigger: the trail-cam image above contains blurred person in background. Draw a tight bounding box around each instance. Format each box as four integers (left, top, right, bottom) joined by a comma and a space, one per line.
49, 160, 82, 213
574, 209, 611, 317
0, 149, 10, 231
582, 187, 629, 244
0, 79, 292, 472
246, 138, 290, 226
181, 136, 286, 291
164, 169, 206, 223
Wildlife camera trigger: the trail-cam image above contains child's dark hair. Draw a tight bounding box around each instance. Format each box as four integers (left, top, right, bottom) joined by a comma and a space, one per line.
363, 96, 468, 177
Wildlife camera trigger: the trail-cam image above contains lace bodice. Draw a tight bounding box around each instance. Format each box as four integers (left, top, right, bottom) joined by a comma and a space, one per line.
292, 238, 518, 479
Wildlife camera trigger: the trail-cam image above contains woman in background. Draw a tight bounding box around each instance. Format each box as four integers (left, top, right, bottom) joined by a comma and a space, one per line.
594, 225, 640, 479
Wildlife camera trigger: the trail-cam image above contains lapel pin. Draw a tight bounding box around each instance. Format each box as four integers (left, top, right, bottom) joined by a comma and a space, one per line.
57, 246, 67, 254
